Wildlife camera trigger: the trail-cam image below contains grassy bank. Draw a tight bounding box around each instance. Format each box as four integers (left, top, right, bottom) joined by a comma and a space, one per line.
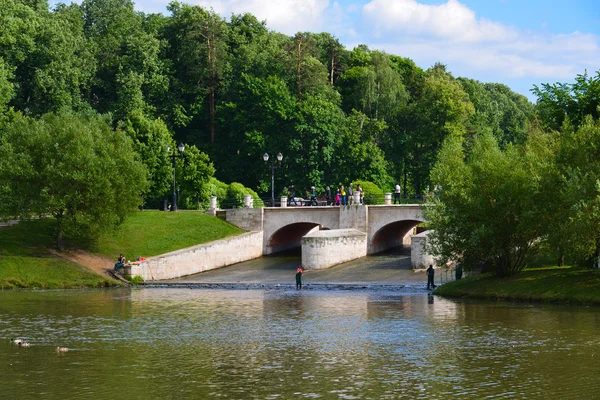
434, 266, 600, 305
0, 211, 244, 289
87, 211, 243, 259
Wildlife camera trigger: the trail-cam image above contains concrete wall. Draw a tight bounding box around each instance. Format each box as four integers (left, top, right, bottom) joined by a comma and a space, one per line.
225, 208, 263, 232
338, 205, 368, 232
126, 231, 263, 281
302, 229, 367, 270
411, 230, 435, 269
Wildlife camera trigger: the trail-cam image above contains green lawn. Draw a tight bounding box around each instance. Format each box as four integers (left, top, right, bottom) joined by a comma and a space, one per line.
0, 256, 113, 289
89, 211, 243, 259
434, 266, 600, 305
0, 211, 244, 288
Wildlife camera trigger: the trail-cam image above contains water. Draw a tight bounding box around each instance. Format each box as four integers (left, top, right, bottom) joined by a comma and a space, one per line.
1, 288, 599, 399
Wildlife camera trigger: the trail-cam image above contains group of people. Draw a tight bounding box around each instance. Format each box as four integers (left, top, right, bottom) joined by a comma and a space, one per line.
325, 183, 364, 206
287, 183, 364, 206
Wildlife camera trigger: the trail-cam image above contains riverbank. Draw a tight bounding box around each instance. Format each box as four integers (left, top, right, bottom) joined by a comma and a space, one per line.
434, 265, 600, 305
0, 211, 243, 289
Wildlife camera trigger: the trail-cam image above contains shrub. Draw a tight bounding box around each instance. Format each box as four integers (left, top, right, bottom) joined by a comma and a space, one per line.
353, 180, 384, 205
224, 182, 264, 208
128, 275, 144, 285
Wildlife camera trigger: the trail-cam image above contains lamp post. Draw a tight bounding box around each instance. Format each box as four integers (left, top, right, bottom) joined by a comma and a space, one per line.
168, 142, 185, 212
264, 152, 283, 207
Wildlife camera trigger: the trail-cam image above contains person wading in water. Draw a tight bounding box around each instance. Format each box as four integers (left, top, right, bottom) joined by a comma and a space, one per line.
296, 265, 304, 290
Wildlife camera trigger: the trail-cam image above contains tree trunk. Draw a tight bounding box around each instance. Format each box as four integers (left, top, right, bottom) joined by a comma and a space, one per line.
210, 86, 215, 143
297, 38, 302, 101
330, 51, 335, 85
55, 214, 64, 251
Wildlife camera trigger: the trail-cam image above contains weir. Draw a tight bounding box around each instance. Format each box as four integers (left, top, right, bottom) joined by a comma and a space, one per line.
127, 204, 433, 281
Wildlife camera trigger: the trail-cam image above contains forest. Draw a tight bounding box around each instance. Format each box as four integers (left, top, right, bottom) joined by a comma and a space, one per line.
2, 0, 600, 271
0, 0, 535, 204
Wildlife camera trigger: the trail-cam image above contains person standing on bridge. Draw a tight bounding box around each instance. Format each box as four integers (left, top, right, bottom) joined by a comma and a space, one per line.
347, 183, 354, 205
426, 265, 437, 290
394, 183, 401, 204
296, 265, 304, 290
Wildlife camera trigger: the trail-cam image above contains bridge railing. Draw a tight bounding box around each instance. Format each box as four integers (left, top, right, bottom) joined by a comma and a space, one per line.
202, 194, 429, 210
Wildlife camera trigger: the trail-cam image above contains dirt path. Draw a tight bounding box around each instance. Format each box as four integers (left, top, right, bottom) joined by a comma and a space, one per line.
54, 250, 115, 276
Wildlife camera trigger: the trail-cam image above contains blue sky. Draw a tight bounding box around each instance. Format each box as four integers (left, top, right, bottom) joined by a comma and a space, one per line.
107, 0, 600, 101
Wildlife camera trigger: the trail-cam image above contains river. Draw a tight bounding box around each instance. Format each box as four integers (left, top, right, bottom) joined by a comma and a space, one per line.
2, 285, 599, 399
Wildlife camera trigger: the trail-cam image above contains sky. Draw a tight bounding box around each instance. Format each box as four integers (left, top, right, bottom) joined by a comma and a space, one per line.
111, 0, 600, 100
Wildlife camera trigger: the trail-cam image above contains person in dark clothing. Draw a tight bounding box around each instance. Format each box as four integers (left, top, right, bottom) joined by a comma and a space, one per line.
114, 254, 126, 271
288, 185, 298, 206
325, 186, 332, 205
426, 265, 437, 289
455, 262, 463, 280
393, 183, 401, 204
310, 186, 318, 206
296, 265, 304, 289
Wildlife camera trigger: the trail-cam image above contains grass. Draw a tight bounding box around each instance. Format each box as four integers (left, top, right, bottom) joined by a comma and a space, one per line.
88, 211, 243, 258
0, 211, 244, 289
434, 265, 600, 305
0, 256, 113, 289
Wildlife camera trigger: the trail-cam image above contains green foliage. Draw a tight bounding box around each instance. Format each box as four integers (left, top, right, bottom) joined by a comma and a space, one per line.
0, 112, 147, 249
177, 144, 215, 209
532, 71, 600, 131
0, 0, 544, 204
126, 275, 144, 285
122, 111, 173, 197
224, 182, 264, 208
435, 266, 600, 305
426, 131, 546, 277
353, 180, 384, 205
549, 117, 600, 266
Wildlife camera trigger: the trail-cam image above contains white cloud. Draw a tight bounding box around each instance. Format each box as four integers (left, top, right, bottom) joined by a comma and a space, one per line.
195, 0, 330, 35
362, 0, 517, 43
358, 0, 600, 82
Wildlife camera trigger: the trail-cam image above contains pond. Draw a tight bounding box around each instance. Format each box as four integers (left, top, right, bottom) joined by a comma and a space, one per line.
1, 288, 599, 399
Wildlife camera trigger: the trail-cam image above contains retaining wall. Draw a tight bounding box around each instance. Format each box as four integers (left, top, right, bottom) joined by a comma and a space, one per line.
411, 230, 435, 269
126, 231, 263, 281
302, 229, 367, 270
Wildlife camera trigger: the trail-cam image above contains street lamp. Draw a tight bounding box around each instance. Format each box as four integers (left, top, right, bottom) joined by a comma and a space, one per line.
167, 142, 185, 212
264, 152, 283, 207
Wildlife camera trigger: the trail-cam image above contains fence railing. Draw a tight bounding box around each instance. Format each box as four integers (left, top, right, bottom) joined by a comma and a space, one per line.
144, 193, 429, 211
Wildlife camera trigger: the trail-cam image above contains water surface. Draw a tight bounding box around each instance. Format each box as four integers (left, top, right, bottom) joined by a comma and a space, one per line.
1, 288, 599, 399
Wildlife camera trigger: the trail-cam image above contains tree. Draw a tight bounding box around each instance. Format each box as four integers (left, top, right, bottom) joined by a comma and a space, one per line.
166, 2, 229, 143
405, 65, 474, 194
532, 70, 600, 131
177, 144, 215, 209
121, 111, 173, 198
0, 112, 147, 249
426, 131, 546, 276
548, 117, 600, 266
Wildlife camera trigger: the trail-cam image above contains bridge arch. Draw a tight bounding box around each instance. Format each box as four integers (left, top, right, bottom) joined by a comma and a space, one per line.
366, 205, 426, 254
266, 222, 330, 254
262, 208, 340, 255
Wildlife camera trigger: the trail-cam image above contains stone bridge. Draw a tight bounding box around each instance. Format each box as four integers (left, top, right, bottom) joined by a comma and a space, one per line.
225, 205, 426, 255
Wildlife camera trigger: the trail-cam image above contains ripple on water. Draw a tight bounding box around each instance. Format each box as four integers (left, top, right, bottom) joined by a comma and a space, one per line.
0, 289, 599, 399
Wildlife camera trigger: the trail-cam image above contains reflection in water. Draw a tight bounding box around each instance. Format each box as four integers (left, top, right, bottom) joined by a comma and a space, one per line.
0, 289, 599, 399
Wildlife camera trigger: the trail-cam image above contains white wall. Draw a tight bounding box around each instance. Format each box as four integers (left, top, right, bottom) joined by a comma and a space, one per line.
127, 231, 263, 281
302, 229, 367, 270
411, 230, 435, 269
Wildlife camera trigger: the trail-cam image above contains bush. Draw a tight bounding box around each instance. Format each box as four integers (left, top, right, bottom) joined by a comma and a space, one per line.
224, 182, 264, 208
127, 275, 144, 285
353, 180, 384, 205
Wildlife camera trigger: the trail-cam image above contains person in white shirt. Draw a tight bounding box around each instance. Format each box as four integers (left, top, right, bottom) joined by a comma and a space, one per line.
394, 183, 401, 204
